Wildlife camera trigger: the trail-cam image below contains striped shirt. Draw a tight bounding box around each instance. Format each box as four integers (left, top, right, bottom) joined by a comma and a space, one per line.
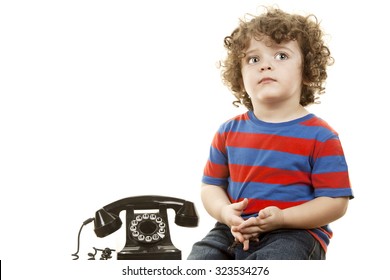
202, 111, 353, 251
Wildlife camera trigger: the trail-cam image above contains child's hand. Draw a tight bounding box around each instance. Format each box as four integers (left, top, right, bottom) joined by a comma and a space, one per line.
236, 206, 284, 235
231, 206, 284, 250
220, 198, 248, 228
219, 199, 249, 247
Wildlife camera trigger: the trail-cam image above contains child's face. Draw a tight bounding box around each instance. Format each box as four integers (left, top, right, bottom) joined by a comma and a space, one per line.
241, 37, 303, 109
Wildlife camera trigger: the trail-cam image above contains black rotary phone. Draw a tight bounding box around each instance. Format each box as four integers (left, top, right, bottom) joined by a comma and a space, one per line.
73, 195, 198, 260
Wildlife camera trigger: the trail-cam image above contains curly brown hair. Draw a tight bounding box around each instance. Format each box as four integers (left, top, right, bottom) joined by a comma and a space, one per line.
221, 7, 334, 110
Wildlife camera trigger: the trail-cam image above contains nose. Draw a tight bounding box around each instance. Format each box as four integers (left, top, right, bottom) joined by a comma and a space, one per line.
259, 59, 272, 71
260, 65, 272, 71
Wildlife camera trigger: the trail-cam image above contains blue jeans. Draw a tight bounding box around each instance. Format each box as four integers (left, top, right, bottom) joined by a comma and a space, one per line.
187, 222, 325, 260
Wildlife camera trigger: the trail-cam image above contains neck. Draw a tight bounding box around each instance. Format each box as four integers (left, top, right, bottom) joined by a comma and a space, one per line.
252, 103, 309, 123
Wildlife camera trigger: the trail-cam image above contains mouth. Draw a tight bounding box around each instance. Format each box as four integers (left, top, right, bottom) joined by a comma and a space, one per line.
259, 77, 276, 84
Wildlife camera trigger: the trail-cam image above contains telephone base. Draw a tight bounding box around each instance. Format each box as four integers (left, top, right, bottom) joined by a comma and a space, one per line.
117, 246, 182, 260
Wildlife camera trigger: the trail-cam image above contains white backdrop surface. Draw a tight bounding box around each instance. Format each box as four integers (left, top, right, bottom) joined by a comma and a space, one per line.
0, 0, 387, 279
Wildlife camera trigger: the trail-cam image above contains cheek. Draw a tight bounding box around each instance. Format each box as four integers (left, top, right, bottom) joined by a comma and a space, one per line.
241, 68, 254, 88
285, 64, 303, 83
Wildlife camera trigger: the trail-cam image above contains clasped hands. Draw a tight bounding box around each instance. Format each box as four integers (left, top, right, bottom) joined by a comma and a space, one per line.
222, 198, 284, 251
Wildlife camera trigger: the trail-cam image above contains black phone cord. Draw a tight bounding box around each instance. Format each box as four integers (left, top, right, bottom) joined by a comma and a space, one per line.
71, 218, 94, 260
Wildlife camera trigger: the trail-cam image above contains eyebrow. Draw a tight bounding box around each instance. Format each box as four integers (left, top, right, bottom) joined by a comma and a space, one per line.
245, 44, 295, 56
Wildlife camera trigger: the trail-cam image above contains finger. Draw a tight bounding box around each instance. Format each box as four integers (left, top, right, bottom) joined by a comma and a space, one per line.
232, 230, 245, 243
238, 225, 262, 234
241, 234, 260, 244
241, 198, 249, 208
231, 225, 239, 232
237, 217, 258, 230
258, 209, 271, 219
243, 234, 259, 242
242, 239, 250, 251
258, 210, 266, 219
233, 198, 248, 211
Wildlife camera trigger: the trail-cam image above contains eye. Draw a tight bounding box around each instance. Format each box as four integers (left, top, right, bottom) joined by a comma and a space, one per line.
247, 56, 260, 65
275, 52, 288, 60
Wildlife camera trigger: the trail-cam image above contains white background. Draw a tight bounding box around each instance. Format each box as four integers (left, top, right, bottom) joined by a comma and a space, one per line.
1, 0, 388, 279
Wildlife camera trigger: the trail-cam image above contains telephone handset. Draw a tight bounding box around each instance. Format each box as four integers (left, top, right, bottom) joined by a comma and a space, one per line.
93, 195, 198, 260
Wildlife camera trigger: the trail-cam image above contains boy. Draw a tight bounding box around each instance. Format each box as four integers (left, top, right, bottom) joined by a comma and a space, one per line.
188, 7, 353, 260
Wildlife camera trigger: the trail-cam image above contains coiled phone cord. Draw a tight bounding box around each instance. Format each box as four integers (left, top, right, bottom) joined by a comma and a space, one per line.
71, 218, 115, 260
71, 218, 94, 260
